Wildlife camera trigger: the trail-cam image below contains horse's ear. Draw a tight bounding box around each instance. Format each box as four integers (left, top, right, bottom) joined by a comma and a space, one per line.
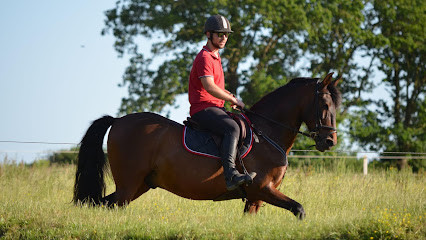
320, 72, 334, 89
332, 74, 342, 87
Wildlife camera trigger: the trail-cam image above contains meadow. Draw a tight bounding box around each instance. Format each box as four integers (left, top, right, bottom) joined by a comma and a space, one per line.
0, 160, 424, 239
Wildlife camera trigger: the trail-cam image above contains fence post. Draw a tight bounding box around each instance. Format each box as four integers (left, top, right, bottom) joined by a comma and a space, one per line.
363, 156, 368, 175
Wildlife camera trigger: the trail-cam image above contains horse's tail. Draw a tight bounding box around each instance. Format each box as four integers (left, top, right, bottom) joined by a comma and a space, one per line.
73, 115, 115, 205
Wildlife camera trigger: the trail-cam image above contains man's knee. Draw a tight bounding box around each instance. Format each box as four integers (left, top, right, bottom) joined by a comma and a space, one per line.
225, 121, 240, 139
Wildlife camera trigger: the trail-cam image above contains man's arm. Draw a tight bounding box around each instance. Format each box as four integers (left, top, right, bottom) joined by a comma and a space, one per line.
200, 76, 245, 108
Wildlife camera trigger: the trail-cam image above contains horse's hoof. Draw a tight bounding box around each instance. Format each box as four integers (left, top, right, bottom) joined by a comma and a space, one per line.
297, 211, 306, 220
293, 205, 306, 220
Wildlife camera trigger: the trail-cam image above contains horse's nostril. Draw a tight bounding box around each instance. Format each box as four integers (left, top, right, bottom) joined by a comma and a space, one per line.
326, 139, 335, 147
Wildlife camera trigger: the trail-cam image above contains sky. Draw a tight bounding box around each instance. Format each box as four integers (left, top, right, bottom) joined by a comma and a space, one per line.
0, 1, 189, 163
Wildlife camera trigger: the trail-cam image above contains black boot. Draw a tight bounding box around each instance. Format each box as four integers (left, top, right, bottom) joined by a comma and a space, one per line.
221, 134, 257, 191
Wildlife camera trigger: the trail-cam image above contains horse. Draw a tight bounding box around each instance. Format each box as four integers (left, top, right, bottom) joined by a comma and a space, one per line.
73, 72, 341, 219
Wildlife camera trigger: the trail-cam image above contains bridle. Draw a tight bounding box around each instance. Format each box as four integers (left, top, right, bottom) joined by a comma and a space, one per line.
312, 81, 338, 139
241, 81, 337, 140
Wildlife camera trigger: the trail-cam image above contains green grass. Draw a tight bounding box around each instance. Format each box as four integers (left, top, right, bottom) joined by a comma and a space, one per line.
0, 162, 424, 239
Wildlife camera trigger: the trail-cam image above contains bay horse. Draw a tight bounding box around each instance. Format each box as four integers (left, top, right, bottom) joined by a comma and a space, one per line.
73, 73, 341, 219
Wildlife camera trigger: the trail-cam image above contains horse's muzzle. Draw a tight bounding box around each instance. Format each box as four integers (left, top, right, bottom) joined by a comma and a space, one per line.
315, 136, 336, 152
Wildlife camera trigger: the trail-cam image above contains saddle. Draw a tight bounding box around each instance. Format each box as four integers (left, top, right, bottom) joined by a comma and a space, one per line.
182, 112, 254, 159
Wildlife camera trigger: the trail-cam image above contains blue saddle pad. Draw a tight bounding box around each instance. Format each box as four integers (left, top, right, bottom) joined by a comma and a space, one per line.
183, 119, 254, 159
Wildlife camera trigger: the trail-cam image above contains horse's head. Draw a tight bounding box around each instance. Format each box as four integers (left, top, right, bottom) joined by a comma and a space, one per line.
304, 73, 341, 152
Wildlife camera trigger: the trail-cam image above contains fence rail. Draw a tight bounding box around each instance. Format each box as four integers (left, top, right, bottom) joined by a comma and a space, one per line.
1, 140, 425, 155
2, 150, 426, 158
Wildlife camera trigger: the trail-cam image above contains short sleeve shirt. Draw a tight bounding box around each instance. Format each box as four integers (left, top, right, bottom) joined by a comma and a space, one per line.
188, 46, 225, 116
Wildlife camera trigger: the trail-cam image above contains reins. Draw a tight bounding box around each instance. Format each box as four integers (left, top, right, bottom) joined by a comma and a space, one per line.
240, 108, 316, 139
239, 81, 337, 141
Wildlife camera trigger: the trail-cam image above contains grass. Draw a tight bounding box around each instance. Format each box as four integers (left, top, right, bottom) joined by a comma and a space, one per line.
0, 161, 424, 239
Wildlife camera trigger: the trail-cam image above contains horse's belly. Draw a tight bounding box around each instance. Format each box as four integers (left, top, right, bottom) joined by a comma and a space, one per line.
154, 156, 228, 200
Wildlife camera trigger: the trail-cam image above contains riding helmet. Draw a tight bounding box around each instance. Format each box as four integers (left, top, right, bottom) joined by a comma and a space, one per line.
204, 14, 233, 33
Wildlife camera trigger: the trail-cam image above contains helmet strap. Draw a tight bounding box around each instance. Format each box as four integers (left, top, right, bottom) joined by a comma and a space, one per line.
208, 31, 214, 42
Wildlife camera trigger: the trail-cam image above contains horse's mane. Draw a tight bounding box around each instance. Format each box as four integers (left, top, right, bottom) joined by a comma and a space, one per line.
251, 77, 342, 109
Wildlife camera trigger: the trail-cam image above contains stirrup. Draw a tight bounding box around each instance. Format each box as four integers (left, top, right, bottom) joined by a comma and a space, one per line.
245, 172, 257, 184
225, 172, 257, 191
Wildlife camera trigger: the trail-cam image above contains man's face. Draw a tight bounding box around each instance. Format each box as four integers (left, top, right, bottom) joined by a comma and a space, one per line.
209, 32, 229, 49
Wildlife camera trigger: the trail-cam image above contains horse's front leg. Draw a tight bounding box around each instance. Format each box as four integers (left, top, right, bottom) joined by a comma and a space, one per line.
244, 200, 263, 214
259, 183, 305, 219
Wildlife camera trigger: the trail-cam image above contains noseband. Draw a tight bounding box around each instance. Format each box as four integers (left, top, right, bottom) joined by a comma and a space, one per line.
242, 81, 337, 140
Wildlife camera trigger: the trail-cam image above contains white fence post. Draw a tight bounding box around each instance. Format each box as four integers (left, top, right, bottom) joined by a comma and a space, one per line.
363, 156, 368, 175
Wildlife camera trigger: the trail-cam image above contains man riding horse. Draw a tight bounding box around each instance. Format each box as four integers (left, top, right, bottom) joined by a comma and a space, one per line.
188, 15, 256, 191
74, 14, 341, 220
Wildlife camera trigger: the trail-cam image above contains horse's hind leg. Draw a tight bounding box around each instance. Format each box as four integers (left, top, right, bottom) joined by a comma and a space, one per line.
102, 192, 117, 207
101, 183, 150, 207
113, 182, 150, 206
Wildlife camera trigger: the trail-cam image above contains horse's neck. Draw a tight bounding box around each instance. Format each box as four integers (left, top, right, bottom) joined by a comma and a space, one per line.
249, 91, 304, 152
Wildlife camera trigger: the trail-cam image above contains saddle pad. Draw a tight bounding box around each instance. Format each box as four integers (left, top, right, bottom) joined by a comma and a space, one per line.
182, 118, 254, 159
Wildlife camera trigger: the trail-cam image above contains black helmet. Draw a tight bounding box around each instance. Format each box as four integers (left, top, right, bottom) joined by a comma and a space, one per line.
204, 14, 233, 33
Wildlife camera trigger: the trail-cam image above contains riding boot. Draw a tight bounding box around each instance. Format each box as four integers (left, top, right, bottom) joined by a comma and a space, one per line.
220, 134, 257, 191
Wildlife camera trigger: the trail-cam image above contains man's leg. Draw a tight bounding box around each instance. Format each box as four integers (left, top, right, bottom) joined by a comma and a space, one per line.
192, 107, 256, 190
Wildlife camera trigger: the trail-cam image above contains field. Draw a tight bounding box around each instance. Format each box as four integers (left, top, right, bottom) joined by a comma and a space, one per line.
0, 161, 424, 239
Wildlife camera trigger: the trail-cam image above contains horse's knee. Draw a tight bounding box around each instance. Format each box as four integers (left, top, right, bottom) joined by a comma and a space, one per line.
244, 200, 263, 214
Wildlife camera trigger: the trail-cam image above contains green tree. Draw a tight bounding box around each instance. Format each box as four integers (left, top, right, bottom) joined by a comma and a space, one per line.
48, 147, 79, 165
348, 0, 425, 170
289, 0, 371, 152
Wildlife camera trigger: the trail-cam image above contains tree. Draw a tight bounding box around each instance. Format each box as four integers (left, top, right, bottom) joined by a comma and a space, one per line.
291, 0, 370, 152
348, 0, 425, 170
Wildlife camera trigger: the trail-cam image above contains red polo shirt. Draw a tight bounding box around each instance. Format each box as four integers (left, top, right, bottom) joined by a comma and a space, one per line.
188, 46, 225, 116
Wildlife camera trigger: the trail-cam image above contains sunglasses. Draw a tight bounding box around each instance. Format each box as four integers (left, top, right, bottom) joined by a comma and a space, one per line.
214, 32, 229, 38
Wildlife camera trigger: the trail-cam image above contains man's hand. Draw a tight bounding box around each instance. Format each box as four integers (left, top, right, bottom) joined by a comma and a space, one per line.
230, 97, 245, 110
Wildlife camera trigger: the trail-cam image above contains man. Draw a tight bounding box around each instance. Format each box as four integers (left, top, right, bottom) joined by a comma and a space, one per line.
188, 15, 256, 191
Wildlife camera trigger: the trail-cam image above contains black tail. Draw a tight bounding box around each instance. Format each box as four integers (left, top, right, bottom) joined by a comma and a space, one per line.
73, 115, 115, 205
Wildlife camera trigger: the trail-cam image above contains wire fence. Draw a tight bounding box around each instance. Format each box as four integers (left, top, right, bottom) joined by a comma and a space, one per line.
1, 139, 425, 160
1, 139, 425, 176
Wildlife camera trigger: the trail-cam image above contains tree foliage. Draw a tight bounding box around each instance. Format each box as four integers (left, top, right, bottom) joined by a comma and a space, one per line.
348, 0, 425, 155
102, 0, 425, 163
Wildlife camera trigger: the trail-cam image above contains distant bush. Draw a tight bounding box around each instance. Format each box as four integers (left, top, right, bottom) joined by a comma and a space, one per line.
287, 155, 364, 173
48, 147, 79, 165
369, 158, 425, 173
28, 159, 50, 167
47, 147, 108, 165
